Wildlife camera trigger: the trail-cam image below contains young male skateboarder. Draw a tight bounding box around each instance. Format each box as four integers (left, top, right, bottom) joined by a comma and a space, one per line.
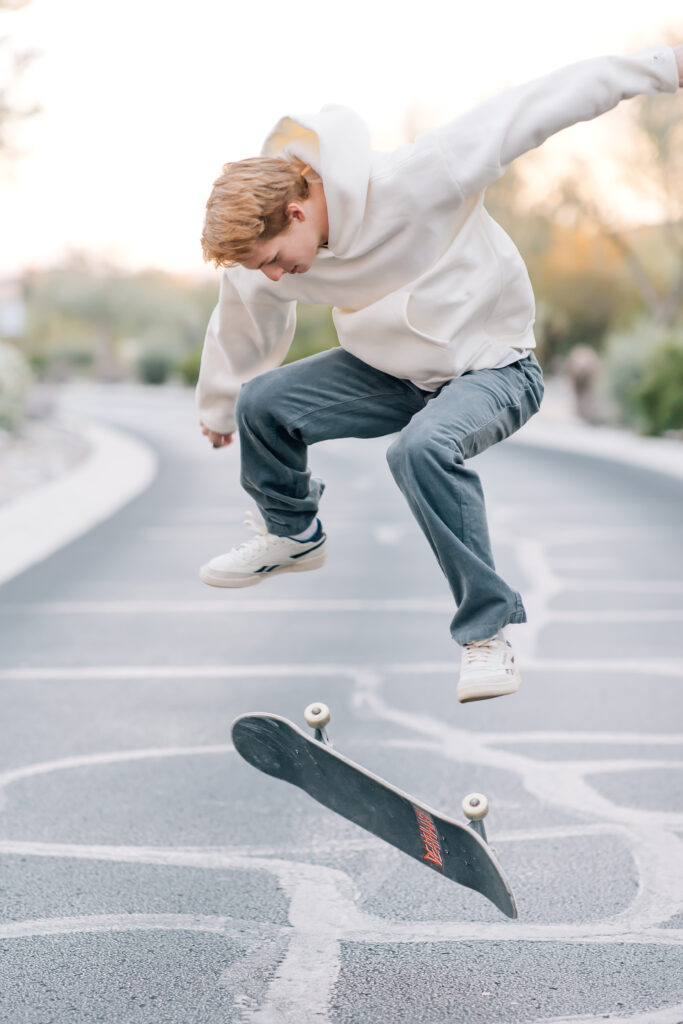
196, 44, 682, 704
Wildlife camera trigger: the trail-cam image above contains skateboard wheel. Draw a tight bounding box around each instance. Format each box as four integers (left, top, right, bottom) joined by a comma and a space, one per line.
304, 702, 331, 729
462, 792, 489, 821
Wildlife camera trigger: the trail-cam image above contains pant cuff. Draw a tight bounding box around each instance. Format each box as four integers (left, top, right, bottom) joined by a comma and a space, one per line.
451, 601, 527, 645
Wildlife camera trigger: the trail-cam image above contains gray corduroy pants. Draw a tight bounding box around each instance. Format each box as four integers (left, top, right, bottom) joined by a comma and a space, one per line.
234, 347, 544, 644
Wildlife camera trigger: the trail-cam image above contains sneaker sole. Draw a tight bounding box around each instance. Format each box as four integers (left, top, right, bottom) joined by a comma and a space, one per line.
199, 550, 327, 589
457, 671, 522, 704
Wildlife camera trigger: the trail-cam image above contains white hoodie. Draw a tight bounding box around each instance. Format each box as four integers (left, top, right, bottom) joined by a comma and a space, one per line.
197, 47, 679, 435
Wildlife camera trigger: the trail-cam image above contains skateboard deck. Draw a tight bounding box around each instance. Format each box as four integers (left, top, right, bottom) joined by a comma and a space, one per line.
232, 712, 517, 918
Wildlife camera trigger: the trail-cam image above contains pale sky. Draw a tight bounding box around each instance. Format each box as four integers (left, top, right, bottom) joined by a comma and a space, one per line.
1, 0, 681, 278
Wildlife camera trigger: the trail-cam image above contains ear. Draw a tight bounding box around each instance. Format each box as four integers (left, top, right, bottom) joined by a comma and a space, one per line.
286, 202, 306, 222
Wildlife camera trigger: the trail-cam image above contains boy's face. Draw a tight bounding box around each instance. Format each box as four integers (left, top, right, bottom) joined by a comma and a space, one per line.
241, 202, 324, 281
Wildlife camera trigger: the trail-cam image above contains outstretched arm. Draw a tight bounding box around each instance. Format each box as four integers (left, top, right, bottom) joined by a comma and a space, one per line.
426, 45, 680, 199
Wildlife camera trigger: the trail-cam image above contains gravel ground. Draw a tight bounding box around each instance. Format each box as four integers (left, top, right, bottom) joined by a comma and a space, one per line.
0, 417, 91, 506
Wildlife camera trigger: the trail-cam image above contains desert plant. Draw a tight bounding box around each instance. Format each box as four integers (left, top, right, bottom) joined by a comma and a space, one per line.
0, 339, 32, 430
633, 341, 683, 435
284, 304, 338, 364
136, 350, 172, 385
601, 319, 680, 428
177, 346, 203, 387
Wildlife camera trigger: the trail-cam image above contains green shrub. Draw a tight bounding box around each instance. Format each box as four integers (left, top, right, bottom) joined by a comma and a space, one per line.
633, 342, 683, 435
137, 351, 172, 385
283, 304, 338, 364
177, 346, 203, 387
601, 319, 680, 428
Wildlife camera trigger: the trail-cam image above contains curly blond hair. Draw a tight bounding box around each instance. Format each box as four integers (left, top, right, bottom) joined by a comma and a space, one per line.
201, 156, 311, 267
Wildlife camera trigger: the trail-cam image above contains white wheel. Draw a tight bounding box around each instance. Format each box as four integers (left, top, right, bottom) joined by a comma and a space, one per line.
304, 702, 331, 729
462, 792, 489, 821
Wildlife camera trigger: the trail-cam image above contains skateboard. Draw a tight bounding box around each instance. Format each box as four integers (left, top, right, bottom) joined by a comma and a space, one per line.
231, 703, 517, 919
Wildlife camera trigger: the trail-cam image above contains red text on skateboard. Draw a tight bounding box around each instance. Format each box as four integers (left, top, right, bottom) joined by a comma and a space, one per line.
413, 807, 443, 868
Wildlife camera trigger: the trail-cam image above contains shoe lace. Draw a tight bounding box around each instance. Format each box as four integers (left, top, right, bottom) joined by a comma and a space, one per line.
230, 509, 279, 562
463, 637, 508, 667
242, 509, 268, 537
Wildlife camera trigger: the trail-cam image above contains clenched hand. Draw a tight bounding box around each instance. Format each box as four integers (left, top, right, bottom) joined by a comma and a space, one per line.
200, 422, 234, 448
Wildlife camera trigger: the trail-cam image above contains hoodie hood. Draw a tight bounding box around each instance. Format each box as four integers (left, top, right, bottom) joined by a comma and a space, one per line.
261, 104, 371, 257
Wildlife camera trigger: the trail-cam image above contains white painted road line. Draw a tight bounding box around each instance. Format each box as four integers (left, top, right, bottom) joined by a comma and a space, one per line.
1, 659, 682, 681
0, 745, 234, 807
0, 598, 457, 614
0, 912, 285, 941
535, 1002, 683, 1024
3, 601, 683, 623
0, 845, 681, 946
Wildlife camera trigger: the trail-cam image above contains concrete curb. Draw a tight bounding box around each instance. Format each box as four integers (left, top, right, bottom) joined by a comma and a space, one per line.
0, 421, 158, 587
511, 415, 683, 483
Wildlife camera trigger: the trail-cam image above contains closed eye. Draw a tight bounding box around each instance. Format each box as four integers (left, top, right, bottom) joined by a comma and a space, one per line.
256, 252, 281, 271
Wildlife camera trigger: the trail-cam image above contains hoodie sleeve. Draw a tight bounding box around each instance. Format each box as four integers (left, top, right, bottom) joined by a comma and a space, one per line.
428, 46, 679, 199
196, 266, 297, 435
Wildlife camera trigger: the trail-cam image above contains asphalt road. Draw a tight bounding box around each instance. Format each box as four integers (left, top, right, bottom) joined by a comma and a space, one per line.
0, 383, 682, 1024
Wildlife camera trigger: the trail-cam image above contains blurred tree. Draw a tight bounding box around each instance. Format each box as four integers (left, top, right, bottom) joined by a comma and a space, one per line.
527, 222, 638, 359
22, 256, 340, 383
546, 35, 683, 328
24, 256, 217, 379
486, 164, 636, 363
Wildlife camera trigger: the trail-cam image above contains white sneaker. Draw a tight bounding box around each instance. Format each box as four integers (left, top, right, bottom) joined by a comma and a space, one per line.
199, 511, 327, 588
456, 636, 521, 703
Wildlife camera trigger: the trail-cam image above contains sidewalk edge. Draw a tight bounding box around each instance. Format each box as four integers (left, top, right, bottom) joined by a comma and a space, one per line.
0, 421, 158, 587
511, 417, 683, 483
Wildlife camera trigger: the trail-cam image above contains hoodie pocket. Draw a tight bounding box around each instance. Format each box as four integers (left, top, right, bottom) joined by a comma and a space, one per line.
335, 290, 460, 382
337, 290, 449, 348
401, 292, 453, 346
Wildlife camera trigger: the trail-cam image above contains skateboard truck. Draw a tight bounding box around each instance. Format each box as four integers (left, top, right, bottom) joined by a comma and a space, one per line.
304, 702, 331, 745
462, 792, 490, 844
